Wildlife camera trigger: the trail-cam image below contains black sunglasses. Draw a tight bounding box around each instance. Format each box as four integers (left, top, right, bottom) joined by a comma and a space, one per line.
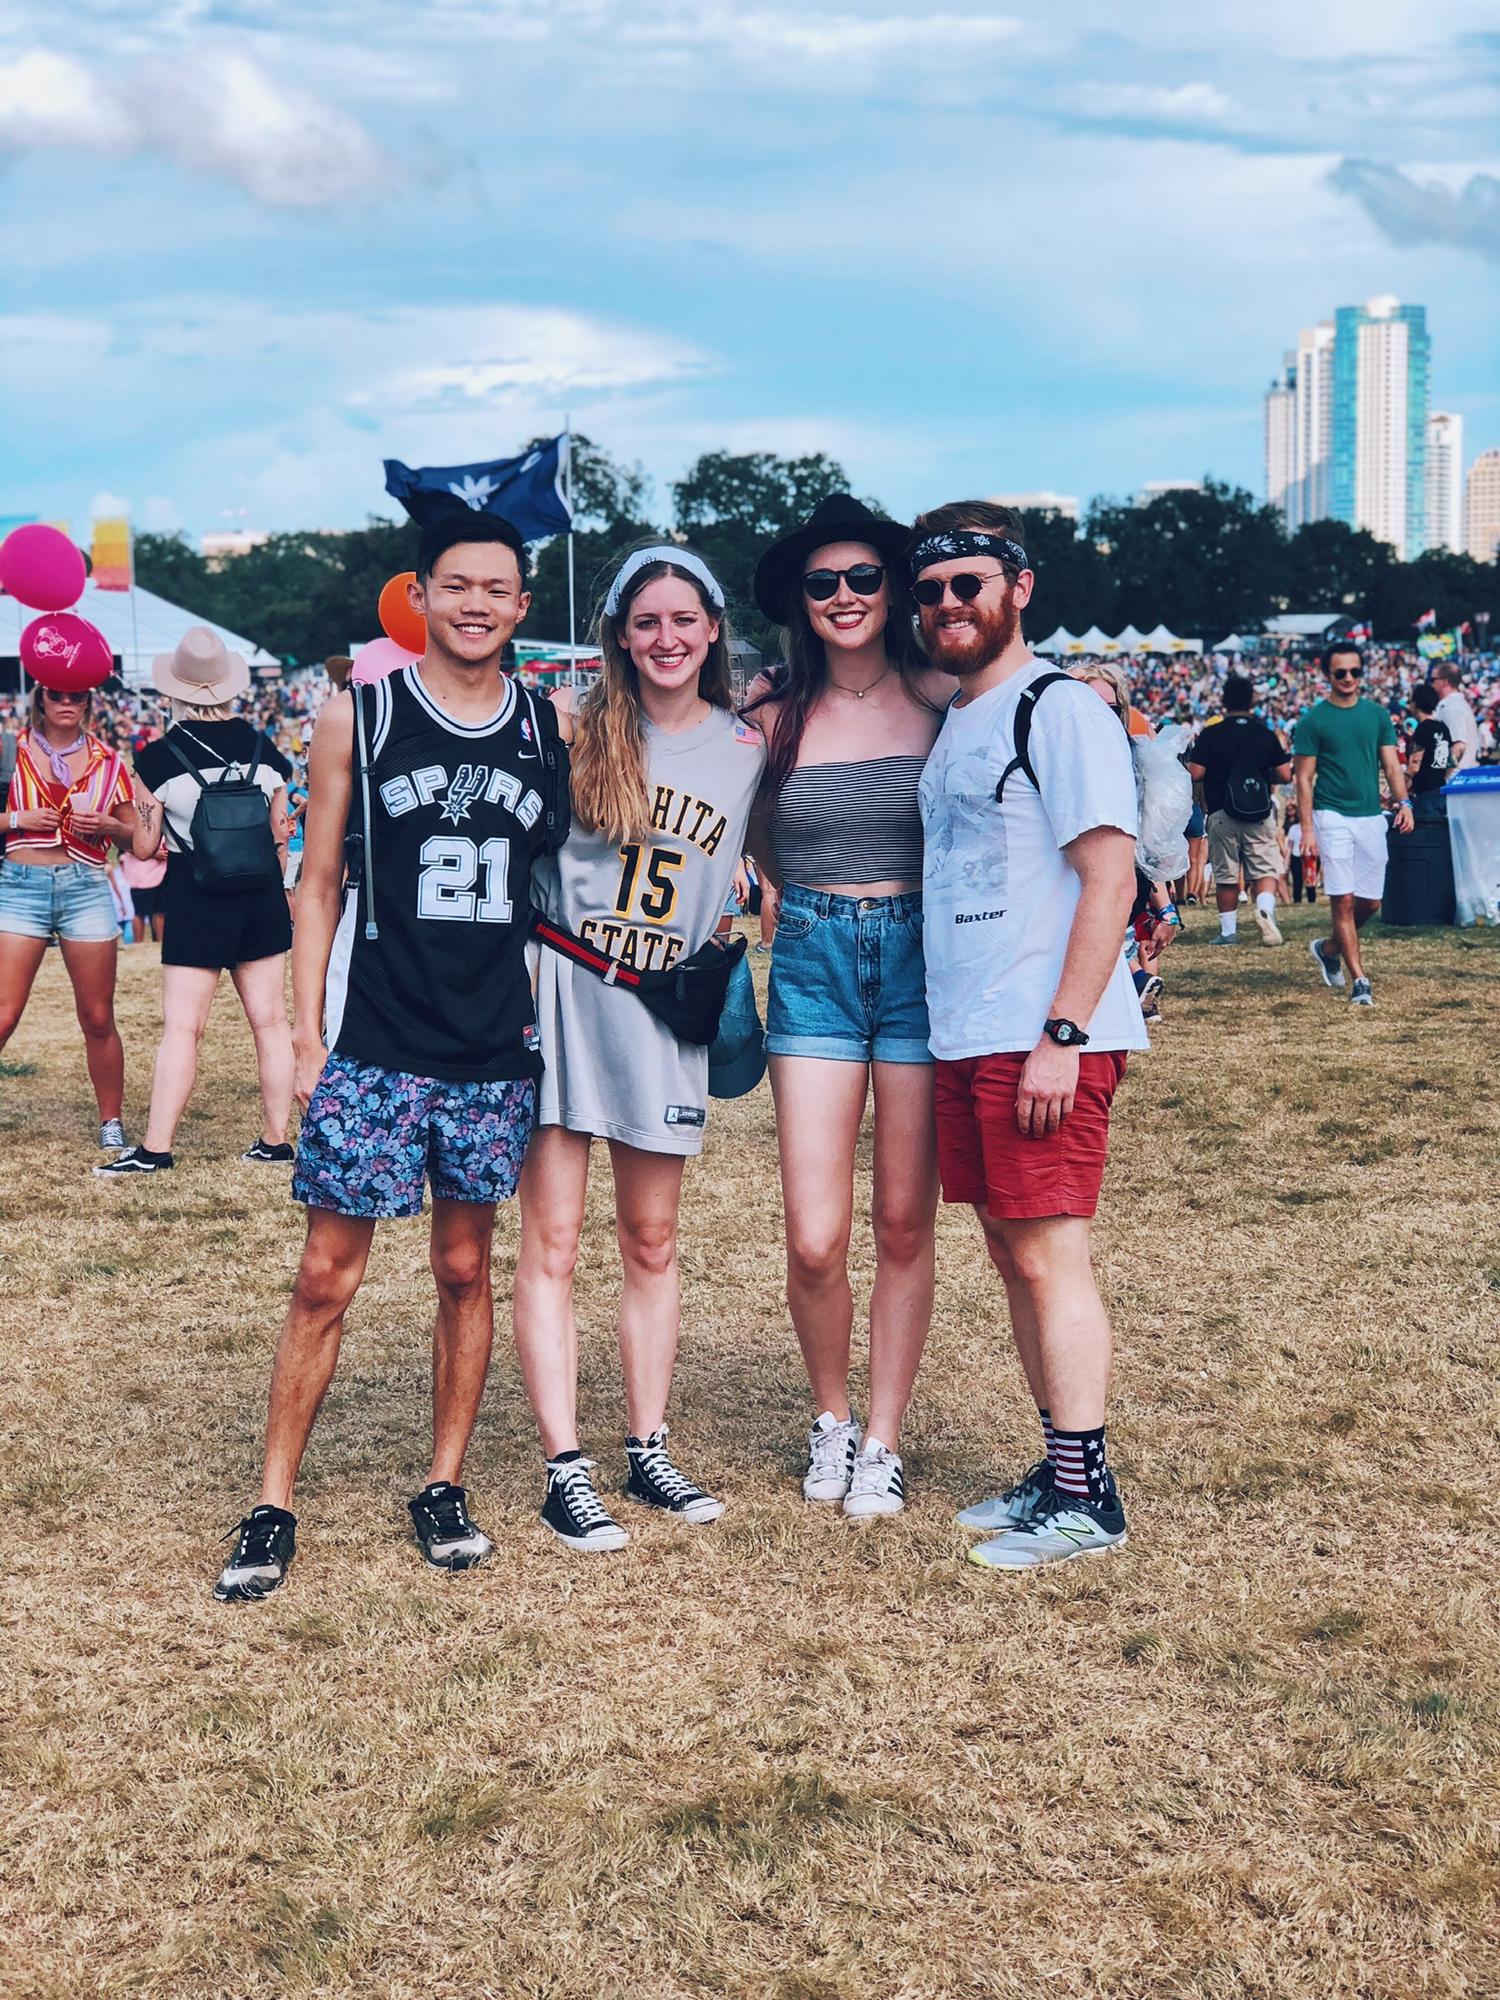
911, 570, 1010, 608
802, 563, 886, 602
1330, 666, 1363, 681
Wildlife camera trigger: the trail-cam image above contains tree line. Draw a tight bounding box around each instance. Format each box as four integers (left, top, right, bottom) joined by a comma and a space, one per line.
135, 440, 1500, 668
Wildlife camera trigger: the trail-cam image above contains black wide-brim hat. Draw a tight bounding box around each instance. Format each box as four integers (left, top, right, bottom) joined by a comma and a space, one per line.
752, 493, 912, 624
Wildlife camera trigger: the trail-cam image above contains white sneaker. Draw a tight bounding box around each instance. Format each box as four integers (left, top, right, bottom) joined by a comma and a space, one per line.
843, 1439, 905, 1518
802, 1410, 862, 1503
1254, 907, 1284, 946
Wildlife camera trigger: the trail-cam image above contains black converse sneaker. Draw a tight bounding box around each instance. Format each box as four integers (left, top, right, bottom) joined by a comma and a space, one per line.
408, 1482, 493, 1569
214, 1505, 296, 1602
625, 1426, 724, 1523
94, 1146, 174, 1177
542, 1455, 628, 1552
243, 1139, 295, 1163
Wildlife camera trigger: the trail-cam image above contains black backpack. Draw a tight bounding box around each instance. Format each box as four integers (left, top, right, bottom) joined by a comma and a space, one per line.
1221, 724, 1273, 823
164, 727, 282, 893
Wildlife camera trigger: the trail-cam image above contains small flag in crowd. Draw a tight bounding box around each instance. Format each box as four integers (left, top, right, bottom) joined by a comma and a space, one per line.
384, 437, 572, 542
91, 516, 132, 592
1346, 620, 1371, 642
1415, 607, 1437, 630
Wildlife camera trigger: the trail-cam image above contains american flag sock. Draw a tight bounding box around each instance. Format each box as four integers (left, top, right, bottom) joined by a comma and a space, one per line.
1052, 1425, 1112, 1505
1037, 1407, 1058, 1468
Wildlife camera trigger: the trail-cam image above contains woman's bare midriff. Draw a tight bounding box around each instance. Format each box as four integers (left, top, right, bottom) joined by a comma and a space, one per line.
4, 845, 79, 868
800, 877, 921, 898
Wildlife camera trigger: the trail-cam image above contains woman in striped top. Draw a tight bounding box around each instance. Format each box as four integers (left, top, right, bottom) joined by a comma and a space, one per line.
0, 683, 135, 1151
744, 495, 953, 1521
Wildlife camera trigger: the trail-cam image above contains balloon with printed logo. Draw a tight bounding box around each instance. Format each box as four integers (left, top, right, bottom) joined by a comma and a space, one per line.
20, 612, 115, 691
350, 636, 420, 686
0, 524, 87, 612
378, 571, 427, 655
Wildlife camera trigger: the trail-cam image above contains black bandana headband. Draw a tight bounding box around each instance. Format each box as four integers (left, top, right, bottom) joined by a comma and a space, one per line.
910, 529, 1029, 579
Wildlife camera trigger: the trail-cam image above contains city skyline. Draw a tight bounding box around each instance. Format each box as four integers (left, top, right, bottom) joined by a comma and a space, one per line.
2, 4, 1498, 543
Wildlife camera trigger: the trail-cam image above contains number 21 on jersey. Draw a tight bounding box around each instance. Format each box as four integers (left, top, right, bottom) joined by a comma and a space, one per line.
417, 835, 513, 922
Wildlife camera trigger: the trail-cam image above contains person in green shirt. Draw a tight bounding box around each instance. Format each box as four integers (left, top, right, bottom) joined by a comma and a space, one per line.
1293, 643, 1412, 1007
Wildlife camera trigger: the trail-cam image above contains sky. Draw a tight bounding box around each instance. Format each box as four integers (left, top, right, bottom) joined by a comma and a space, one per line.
2, 1, 1497, 547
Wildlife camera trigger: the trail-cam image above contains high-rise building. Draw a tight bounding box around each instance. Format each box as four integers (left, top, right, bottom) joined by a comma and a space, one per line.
1265, 361, 1295, 516
1425, 414, 1464, 553
1330, 295, 1430, 559
1264, 323, 1334, 535
1133, 480, 1202, 506
991, 491, 1079, 521
1465, 449, 1500, 564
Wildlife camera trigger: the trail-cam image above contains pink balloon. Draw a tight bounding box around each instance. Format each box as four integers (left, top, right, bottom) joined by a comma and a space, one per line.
21, 612, 115, 691
1, 524, 87, 613
350, 636, 420, 685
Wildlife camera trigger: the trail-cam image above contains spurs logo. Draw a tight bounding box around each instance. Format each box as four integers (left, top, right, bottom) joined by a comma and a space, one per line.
439, 764, 489, 826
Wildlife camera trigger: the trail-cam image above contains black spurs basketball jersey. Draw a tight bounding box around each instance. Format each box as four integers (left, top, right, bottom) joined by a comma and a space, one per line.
326, 665, 561, 1081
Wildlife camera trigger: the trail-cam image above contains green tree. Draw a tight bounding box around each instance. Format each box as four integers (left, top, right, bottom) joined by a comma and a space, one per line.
1281, 518, 1394, 618
1014, 507, 1118, 638
1087, 480, 1286, 639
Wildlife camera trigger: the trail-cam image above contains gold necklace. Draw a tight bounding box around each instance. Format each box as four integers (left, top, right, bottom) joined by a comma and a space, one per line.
826, 666, 891, 700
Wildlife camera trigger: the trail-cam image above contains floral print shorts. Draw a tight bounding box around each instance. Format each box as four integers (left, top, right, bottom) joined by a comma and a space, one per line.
293, 1053, 536, 1218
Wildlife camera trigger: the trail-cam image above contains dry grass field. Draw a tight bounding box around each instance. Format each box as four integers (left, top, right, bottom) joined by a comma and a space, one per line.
2, 908, 1498, 2000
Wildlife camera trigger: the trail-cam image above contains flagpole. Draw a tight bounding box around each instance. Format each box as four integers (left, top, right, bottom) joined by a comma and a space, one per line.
564, 419, 579, 687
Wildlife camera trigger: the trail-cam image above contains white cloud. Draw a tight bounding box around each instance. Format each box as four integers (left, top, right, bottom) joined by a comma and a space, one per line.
0, 44, 392, 206
88, 490, 131, 518
1070, 80, 1232, 124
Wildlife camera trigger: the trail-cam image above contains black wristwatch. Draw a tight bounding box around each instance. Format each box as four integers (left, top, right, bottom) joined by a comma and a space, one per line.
1043, 1017, 1089, 1047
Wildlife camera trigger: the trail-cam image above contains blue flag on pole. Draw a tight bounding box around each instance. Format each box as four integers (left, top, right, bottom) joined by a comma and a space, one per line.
384, 436, 572, 541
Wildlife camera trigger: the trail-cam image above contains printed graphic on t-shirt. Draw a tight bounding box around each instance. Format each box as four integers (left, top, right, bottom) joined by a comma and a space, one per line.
922, 749, 1011, 908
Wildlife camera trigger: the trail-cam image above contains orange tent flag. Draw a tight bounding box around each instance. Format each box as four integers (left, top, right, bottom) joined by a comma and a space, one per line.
92, 516, 132, 592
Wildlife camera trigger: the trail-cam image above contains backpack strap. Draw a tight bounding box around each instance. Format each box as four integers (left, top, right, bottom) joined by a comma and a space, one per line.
351, 683, 379, 942
994, 671, 1076, 804
520, 683, 568, 853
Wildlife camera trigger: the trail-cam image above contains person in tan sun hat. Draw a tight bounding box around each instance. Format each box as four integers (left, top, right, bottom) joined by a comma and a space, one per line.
96, 626, 294, 1179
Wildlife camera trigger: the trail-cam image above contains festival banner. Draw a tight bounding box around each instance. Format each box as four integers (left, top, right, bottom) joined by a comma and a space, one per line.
1416, 631, 1457, 661
91, 515, 132, 592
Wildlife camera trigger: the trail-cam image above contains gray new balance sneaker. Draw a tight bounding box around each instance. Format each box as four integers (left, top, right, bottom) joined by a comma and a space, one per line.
967, 1487, 1127, 1571
1349, 977, 1374, 1007
1309, 937, 1345, 988
955, 1459, 1056, 1533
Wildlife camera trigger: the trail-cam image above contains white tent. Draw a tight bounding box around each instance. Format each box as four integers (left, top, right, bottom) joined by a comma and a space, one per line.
1137, 623, 1203, 654
1115, 625, 1145, 650
1034, 626, 1077, 654
0, 578, 278, 690
1213, 634, 1249, 653
1076, 626, 1113, 654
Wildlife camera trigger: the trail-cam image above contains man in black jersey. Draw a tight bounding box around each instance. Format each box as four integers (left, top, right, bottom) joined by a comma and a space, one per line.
216, 512, 563, 1602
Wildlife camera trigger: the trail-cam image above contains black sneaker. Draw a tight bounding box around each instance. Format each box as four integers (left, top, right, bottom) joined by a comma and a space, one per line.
541, 1454, 628, 1552
214, 1504, 296, 1602
93, 1145, 174, 1177
408, 1482, 493, 1569
625, 1426, 724, 1523
243, 1139, 295, 1163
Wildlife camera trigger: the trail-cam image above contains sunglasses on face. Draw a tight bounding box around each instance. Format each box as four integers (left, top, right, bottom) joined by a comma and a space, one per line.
802, 564, 886, 602
911, 570, 1009, 608
1330, 667, 1363, 682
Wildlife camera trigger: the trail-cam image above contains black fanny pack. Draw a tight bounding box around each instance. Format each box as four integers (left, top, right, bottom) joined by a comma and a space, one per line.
532, 914, 745, 1046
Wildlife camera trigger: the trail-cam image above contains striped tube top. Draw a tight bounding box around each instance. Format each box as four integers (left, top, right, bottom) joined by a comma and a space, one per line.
771, 754, 927, 886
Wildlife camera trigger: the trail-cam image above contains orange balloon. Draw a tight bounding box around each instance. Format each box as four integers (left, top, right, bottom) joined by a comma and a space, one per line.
378, 571, 427, 654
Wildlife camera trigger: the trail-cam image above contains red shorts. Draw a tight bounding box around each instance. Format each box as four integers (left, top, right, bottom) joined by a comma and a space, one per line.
934, 1051, 1127, 1220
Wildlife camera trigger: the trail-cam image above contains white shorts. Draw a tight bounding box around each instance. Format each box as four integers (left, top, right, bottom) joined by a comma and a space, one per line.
1314, 810, 1388, 901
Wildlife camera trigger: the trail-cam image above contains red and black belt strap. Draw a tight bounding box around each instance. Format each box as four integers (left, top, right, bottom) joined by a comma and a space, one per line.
531, 914, 646, 990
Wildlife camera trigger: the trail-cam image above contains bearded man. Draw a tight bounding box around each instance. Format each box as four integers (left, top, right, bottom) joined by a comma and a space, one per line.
911, 501, 1146, 1570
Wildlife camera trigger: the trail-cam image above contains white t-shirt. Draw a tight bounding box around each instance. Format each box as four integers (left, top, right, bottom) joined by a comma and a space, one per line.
1434, 690, 1479, 766
919, 660, 1149, 1059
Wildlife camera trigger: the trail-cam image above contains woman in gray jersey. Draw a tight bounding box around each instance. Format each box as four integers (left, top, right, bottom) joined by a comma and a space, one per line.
743, 495, 953, 1521
516, 547, 765, 1552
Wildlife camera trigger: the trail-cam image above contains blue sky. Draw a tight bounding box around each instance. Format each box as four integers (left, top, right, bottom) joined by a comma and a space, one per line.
2, 2, 1497, 542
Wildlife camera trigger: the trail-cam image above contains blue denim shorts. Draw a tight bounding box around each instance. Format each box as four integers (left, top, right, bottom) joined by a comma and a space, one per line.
766, 885, 931, 1065
293, 1052, 536, 1218
0, 859, 119, 943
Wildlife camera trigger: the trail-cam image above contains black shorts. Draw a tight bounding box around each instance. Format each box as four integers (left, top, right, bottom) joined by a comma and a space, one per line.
130, 883, 162, 920
161, 856, 291, 970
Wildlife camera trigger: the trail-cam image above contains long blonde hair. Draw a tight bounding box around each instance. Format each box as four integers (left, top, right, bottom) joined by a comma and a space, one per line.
1070, 660, 1132, 728
569, 558, 733, 842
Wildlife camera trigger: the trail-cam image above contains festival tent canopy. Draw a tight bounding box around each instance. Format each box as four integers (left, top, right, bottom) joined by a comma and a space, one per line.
1262, 614, 1341, 639
0, 577, 278, 690
1140, 624, 1203, 653
1034, 627, 1078, 654
1115, 625, 1145, 650
1213, 635, 1250, 653
1077, 625, 1116, 653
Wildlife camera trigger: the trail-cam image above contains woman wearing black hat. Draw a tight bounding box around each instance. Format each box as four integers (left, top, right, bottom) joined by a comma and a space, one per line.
744, 494, 952, 1520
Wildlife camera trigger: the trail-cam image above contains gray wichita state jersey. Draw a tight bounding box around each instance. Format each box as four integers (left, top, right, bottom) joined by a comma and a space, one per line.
533, 703, 765, 1155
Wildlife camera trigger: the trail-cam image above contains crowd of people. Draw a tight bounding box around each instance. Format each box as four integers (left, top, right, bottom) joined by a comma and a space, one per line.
2, 499, 1488, 1602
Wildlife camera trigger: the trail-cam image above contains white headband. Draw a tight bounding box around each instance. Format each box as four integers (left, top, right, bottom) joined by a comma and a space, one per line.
604, 544, 726, 617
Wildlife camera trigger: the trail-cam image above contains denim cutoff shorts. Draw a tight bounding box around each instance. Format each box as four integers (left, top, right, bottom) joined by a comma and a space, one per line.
0, 859, 119, 943
766, 884, 931, 1064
